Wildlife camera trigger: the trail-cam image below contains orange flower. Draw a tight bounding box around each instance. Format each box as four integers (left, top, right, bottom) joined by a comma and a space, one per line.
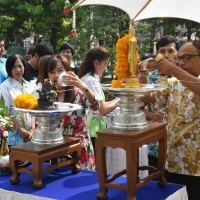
14, 94, 38, 110
111, 80, 124, 88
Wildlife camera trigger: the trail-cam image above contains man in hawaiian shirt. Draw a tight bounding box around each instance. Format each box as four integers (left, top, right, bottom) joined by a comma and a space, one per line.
139, 36, 180, 172
143, 40, 200, 200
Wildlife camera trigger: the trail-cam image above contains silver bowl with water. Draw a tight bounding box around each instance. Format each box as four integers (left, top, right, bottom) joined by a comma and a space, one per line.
102, 84, 166, 130
15, 103, 82, 145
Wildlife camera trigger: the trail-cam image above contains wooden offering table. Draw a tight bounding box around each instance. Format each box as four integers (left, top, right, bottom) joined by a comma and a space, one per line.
96, 122, 167, 200
9, 136, 81, 189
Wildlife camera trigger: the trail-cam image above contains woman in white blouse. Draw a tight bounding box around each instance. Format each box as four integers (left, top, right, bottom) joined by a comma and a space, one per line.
0, 54, 35, 146
78, 46, 120, 155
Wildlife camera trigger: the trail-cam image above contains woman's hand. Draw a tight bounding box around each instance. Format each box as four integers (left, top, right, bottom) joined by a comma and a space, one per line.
109, 97, 121, 106
19, 129, 34, 140
20, 130, 30, 140
61, 71, 87, 90
27, 129, 35, 140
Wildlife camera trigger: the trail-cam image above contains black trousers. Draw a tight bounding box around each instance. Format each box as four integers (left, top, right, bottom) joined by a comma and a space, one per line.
148, 154, 159, 180
91, 137, 96, 157
148, 154, 158, 169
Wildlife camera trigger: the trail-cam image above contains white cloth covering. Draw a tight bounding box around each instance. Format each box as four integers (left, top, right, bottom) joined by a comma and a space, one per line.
0, 182, 188, 200
106, 145, 148, 179
166, 186, 188, 200
0, 188, 52, 200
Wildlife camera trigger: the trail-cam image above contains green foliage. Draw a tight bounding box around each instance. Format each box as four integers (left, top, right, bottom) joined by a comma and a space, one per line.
134, 18, 200, 55
0, 95, 8, 116
67, 5, 130, 77
0, 95, 28, 131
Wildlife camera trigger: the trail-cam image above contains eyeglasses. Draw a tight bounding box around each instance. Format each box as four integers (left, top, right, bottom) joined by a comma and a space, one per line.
174, 54, 200, 63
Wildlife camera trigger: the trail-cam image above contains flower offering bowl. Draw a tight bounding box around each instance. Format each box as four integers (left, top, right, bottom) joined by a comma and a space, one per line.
102, 84, 166, 130
15, 103, 82, 145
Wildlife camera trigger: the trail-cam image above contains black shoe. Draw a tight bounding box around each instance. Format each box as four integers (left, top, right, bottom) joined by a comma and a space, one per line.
60, 155, 72, 162
50, 155, 72, 165
50, 158, 59, 165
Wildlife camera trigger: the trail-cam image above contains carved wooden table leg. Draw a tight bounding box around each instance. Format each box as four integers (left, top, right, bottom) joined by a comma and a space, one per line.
96, 138, 108, 200
32, 158, 43, 189
126, 143, 137, 200
9, 152, 20, 185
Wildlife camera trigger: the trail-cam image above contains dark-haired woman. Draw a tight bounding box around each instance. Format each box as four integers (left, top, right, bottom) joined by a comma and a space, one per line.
0, 54, 35, 146
78, 46, 120, 154
32, 55, 99, 170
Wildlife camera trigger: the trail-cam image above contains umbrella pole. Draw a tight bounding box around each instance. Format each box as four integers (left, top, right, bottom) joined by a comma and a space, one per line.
71, 0, 86, 11
129, 0, 152, 24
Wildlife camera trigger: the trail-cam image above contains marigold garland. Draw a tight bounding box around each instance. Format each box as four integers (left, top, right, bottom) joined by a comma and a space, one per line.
111, 31, 139, 88
14, 94, 38, 110
111, 34, 131, 87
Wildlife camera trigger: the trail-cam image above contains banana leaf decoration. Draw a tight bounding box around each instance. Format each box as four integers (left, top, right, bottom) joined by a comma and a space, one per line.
0, 95, 8, 116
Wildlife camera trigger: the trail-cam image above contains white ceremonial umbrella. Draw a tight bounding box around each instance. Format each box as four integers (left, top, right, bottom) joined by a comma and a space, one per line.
72, 0, 200, 24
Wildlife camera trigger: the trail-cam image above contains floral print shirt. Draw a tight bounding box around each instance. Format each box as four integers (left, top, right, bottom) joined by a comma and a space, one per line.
0, 77, 33, 146
153, 76, 200, 176
81, 73, 106, 138
32, 83, 99, 171
148, 70, 160, 84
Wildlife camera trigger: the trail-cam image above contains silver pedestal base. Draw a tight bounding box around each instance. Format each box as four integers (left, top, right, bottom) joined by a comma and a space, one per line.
103, 84, 166, 130
111, 110, 148, 130
32, 128, 64, 145
31, 115, 64, 145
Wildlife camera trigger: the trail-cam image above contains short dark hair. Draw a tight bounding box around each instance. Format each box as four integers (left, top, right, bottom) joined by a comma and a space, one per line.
156, 36, 180, 52
27, 46, 35, 55
59, 42, 75, 56
6, 54, 26, 78
32, 42, 54, 57
0, 35, 4, 42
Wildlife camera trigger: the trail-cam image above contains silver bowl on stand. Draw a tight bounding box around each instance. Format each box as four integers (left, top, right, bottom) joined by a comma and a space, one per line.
15, 103, 82, 145
102, 84, 166, 130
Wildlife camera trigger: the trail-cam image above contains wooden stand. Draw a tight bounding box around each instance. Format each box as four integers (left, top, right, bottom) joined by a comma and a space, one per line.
96, 122, 167, 200
9, 136, 81, 189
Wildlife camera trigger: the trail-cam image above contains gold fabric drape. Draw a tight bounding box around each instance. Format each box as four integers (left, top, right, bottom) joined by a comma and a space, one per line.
0, 138, 9, 157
